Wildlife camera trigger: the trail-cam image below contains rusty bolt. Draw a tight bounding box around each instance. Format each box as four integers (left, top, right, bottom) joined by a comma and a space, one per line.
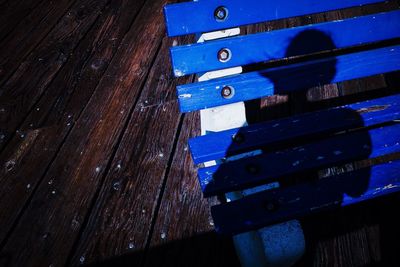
218, 48, 231, 62
214, 6, 228, 21
221, 86, 234, 99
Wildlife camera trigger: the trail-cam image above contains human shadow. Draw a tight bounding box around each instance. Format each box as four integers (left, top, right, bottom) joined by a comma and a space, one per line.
207, 29, 373, 234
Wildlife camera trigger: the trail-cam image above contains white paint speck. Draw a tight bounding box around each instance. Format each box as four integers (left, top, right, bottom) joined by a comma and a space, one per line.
174, 69, 184, 77
26, 184, 31, 189
333, 150, 342, 156
179, 93, 192, 98
292, 161, 300, 166
52, 190, 56, 195
79, 256, 85, 264
95, 167, 101, 172
128, 242, 135, 249
161, 232, 166, 239
159, 153, 164, 158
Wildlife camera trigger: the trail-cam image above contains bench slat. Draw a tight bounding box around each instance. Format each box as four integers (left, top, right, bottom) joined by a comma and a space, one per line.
178, 45, 400, 112
189, 94, 400, 164
199, 122, 400, 196
171, 11, 400, 76
212, 159, 400, 234
164, 0, 386, 37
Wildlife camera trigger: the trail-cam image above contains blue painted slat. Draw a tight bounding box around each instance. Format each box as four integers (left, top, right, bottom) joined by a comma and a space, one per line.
164, 0, 386, 37
198, 123, 400, 197
171, 11, 400, 76
211, 159, 400, 234
189, 94, 400, 164
178, 45, 400, 112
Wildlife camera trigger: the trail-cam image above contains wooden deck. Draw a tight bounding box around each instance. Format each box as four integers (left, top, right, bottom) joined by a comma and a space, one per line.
0, 0, 400, 266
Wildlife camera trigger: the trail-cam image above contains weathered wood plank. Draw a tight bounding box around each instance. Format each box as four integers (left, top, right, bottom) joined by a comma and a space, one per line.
0, 0, 109, 151
0, 0, 146, 246
69, 102, 182, 266
164, 0, 386, 37
143, 112, 241, 267
0, 0, 171, 264
178, 45, 400, 112
0, 0, 45, 42
0, 0, 76, 85
170, 11, 400, 76
67, 36, 192, 265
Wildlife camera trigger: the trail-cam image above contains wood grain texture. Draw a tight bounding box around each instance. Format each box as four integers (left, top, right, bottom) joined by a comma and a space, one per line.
0, 0, 109, 151
68, 36, 192, 266
0, 0, 146, 246
0, 0, 171, 264
0, 0, 76, 85
0, 0, 398, 266
143, 112, 241, 267
0, 0, 44, 42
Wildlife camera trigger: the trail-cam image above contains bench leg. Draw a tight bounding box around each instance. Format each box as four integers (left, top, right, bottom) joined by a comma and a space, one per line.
197, 28, 305, 267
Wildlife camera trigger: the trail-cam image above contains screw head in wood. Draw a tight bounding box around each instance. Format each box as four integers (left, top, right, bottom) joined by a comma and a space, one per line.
214, 6, 228, 22
221, 86, 234, 99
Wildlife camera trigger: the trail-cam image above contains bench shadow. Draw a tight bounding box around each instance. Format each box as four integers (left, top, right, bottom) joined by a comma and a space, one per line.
77, 194, 400, 267
208, 29, 373, 233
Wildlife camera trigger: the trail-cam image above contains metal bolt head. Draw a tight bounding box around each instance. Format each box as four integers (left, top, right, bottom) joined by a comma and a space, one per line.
214, 6, 228, 21
221, 86, 234, 99
218, 48, 231, 62
232, 133, 245, 143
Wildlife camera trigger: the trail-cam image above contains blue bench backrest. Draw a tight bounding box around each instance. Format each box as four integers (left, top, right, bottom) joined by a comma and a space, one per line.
164, 1, 400, 112
163, 0, 400, 234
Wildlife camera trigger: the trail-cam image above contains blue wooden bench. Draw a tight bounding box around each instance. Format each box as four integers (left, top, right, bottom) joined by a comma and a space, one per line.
164, 1, 400, 266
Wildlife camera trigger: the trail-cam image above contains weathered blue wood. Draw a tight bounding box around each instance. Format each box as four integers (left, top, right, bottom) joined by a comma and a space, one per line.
171, 11, 400, 76
178, 45, 400, 112
198, 123, 400, 196
164, 0, 386, 37
211, 159, 400, 234
189, 94, 400, 164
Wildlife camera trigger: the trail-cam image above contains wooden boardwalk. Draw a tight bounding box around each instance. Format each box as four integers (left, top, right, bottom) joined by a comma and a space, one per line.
0, 0, 399, 266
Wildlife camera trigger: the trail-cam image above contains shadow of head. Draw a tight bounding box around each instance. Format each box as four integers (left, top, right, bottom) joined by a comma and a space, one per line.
209, 29, 373, 232
266, 29, 337, 97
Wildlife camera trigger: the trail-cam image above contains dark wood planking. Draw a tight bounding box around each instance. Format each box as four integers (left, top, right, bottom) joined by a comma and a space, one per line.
0, 0, 110, 151
0, 0, 170, 265
0, 0, 76, 85
67, 35, 193, 265
143, 112, 240, 267
69, 103, 182, 266
0, 0, 146, 246
0, 0, 45, 42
